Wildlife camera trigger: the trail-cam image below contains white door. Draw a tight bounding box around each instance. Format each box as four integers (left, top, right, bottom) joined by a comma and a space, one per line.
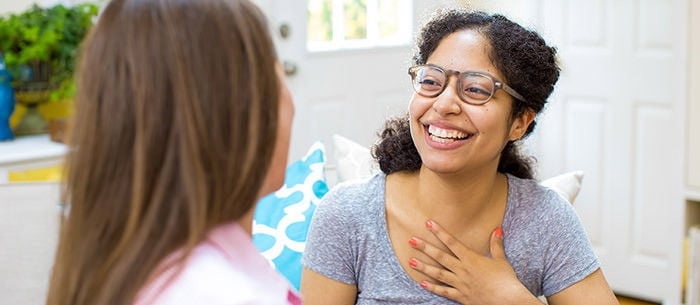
540, 1, 687, 303
253, 0, 457, 165
474, 0, 688, 303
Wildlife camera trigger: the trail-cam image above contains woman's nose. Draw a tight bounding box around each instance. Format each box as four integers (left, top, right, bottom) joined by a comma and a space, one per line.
431, 78, 462, 115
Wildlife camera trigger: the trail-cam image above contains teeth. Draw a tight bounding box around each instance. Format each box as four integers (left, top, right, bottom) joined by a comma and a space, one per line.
430, 134, 457, 143
428, 125, 468, 139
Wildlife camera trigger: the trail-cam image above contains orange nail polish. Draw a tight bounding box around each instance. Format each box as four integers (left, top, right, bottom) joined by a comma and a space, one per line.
425, 220, 434, 229
408, 237, 418, 247
495, 227, 504, 238
409, 258, 418, 268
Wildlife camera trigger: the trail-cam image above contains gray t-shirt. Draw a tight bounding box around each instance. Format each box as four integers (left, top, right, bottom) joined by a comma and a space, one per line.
302, 173, 599, 304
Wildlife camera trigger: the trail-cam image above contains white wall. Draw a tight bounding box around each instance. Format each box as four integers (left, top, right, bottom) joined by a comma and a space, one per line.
0, 0, 87, 15
460, 0, 540, 28
688, 0, 700, 190
0, 0, 37, 15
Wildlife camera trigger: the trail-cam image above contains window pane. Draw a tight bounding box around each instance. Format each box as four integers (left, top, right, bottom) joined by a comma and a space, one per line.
343, 0, 367, 40
308, 0, 333, 43
306, 0, 411, 51
378, 0, 399, 39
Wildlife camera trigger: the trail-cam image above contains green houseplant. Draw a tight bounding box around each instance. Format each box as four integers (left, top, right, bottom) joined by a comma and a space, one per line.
0, 3, 99, 135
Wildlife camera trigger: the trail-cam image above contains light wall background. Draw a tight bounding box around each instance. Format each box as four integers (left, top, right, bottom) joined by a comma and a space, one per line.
689, 0, 700, 188
0, 0, 78, 15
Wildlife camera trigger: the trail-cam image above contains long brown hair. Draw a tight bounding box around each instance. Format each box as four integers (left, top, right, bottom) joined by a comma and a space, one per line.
46, 0, 279, 304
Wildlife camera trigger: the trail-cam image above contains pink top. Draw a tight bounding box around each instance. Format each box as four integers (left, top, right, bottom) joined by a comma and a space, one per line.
134, 222, 302, 305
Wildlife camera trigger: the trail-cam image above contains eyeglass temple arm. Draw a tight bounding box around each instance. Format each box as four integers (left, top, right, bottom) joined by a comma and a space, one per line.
499, 83, 527, 103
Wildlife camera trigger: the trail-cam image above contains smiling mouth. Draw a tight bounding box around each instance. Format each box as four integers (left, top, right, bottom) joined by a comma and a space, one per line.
427, 125, 473, 143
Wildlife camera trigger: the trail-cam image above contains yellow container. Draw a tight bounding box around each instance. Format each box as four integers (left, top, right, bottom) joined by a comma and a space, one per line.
8, 164, 63, 182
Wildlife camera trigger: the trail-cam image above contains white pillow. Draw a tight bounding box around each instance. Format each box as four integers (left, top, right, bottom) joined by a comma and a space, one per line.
332, 134, 583, 204
540, 170, 584, 204
333, 134, 379, 182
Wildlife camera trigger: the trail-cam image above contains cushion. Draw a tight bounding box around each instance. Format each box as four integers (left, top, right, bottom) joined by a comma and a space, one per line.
333, 134, 379, 183
252, 141, 329, 290
540, 171, 584, 203
332, 134, 583, 203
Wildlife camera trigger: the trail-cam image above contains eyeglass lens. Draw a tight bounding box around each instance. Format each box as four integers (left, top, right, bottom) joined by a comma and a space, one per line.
412, 66, 495, 104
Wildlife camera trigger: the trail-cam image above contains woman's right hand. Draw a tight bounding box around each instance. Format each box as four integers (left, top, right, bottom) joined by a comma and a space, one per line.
407, 220, 543, 305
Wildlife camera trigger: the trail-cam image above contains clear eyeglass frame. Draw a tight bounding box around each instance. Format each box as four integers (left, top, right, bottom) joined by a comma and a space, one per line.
408, 63, 527, 105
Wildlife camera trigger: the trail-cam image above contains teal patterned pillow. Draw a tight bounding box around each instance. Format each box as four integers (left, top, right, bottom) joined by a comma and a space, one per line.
252, 141, 328, 290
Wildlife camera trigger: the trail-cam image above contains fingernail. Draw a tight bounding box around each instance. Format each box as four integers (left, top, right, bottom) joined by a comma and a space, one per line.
495, 227, 504, 238
408, 237, 418, 247
425, 220, 434, 229
409, 258, 418, 268
420, 281, 429, 288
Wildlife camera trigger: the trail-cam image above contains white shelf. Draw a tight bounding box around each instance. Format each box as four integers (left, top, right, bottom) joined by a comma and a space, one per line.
0, 134, 67, 184
0, 134, 66, 165
688, 188, 700, 202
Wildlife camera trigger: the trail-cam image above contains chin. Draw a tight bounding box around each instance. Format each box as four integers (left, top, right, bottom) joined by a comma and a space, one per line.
419, 159, 463, 175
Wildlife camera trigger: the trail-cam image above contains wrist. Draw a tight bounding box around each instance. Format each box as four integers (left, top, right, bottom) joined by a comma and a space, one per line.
500, 283, 543, 305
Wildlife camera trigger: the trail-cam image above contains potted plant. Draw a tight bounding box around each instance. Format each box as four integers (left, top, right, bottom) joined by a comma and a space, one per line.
0, 2, 99, 138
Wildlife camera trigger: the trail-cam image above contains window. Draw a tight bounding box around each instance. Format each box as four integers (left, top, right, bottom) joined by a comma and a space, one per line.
307, 0, 412, 51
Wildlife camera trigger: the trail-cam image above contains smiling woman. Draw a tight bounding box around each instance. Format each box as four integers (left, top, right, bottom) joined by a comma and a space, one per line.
300, 8, 620, 305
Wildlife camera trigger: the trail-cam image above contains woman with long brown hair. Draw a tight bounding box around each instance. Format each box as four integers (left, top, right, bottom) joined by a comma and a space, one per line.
45, 0, 298, 304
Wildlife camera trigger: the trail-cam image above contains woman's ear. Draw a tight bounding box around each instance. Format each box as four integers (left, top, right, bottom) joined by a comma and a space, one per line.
508, 109, 536, 141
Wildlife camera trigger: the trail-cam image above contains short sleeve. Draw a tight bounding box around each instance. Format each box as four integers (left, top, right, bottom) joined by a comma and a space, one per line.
541, 201, 600, 296
301, 188, 357, 285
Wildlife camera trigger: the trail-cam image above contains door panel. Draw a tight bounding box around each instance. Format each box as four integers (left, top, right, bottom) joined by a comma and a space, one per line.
472, 0, 686, 303
535, 0, 687, 303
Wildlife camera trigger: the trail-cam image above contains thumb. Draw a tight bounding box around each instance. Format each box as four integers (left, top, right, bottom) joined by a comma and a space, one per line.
489, 227, 506, 260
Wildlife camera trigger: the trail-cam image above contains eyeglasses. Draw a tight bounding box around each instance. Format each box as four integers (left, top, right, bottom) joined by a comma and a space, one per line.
408, 64, 527, 105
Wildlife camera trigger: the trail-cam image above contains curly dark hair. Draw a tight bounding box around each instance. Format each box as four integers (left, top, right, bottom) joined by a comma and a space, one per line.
372, 9, 560, 179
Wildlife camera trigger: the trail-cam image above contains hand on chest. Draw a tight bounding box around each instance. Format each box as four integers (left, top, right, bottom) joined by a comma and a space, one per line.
385, 204, 499, 284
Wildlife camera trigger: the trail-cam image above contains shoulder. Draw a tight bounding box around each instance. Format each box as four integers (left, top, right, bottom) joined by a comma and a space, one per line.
314, 173, 385, 220
503, 175, 599, 296
305, 173, 386, 250
135, 249, 246, 305
137, 243, 290, 305
324, 173, 385, 202
506, 174, 577, 220
504, 174, 586, 243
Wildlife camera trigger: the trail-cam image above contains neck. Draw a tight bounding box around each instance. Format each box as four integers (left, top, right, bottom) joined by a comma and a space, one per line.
412, 168, 505, 228
238, 208, 255, 236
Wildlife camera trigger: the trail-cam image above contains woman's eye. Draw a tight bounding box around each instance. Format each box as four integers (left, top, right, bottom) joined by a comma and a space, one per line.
463, 86, 491, 98
419, 78, 442, 90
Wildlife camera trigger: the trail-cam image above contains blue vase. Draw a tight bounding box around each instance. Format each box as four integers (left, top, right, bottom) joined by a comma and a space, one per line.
0, 54, 15, 141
